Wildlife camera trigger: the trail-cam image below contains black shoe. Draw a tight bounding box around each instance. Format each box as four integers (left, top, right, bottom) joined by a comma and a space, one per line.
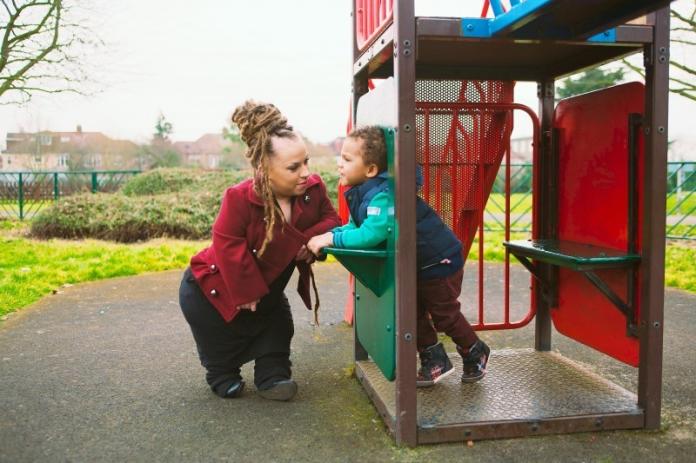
416, 343, 455, 387
458, 340, 490, 383
223, 380, 245, 398
257, 379, 298, 401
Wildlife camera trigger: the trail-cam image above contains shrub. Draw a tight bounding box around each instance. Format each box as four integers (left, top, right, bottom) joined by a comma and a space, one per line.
31, 166, 341, 242
313, 165, 339, 207
31, 191, 221, 242
121, 168, 250, 196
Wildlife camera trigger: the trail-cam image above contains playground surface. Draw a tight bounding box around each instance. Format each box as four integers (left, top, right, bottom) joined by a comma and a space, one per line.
0, 262, 694, 462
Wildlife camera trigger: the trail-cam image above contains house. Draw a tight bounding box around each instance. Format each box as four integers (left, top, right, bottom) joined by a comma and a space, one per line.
509, 136, 533, 163
173, 132, 353, 170
0, 126, 139, 171
173, 133, 238, 169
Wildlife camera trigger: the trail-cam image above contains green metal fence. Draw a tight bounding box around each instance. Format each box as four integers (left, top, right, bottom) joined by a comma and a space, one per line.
484, 162, 695, 240
0, 170, 141, 220
666, 162, 696, 240
485, 163, 533, 233
1, 164, 693, 240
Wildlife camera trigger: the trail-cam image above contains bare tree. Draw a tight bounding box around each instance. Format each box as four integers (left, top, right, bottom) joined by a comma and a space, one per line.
0, 0, 100, 104
623, 3, 696, 102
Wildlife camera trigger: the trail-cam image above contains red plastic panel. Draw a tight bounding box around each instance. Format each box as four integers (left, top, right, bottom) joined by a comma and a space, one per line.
552, 82, 644, 366
355, 0, 394, 51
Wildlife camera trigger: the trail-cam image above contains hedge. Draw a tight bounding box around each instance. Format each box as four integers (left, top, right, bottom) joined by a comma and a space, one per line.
31, 167, 340, 242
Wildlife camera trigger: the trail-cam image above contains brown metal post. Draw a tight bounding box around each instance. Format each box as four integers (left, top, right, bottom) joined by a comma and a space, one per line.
534, 80, 555, 351
638, 6, 669, 430
393, 0, 418, 447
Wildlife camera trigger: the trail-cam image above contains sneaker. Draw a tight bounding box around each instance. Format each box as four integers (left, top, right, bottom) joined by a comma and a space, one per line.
457, 340, 490, 383
416, 343, 455, 387
257, 379, 298, 401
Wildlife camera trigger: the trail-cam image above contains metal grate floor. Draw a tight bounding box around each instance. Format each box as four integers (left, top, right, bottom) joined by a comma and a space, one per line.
357, 348, 639, 427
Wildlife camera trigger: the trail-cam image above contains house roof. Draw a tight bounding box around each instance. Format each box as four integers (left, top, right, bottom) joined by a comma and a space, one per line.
3, 130, 137, 155
173, 133, 234, 156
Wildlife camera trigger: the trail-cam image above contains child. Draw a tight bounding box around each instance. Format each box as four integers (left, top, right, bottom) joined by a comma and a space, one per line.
307, 126, 490, 386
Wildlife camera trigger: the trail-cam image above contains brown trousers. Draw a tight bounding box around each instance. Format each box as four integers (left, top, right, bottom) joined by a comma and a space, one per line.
416, 268, 478, 352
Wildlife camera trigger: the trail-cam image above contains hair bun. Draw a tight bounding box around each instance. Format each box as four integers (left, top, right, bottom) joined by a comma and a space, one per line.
231, 100, 293, 147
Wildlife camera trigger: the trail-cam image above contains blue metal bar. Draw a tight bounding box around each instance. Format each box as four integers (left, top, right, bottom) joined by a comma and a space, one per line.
488, 0, 551, 36
588, 28, 617, 43
490, 0, 506, 17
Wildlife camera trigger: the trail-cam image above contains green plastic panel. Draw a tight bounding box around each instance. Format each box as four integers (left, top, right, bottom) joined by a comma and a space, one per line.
503, 239, 640, 271
323, 246, 395, 380
324, 126, 397, 380
354, 270, 395, 381
322, 248, 389, 297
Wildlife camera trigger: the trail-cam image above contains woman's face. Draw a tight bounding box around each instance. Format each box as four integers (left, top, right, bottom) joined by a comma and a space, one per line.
267, 135, 311, 200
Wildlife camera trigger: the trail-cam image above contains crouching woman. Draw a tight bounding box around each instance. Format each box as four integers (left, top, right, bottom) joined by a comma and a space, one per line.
178, 100, 340, 401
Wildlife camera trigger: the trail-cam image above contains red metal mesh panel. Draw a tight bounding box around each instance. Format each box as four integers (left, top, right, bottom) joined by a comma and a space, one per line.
416, 80, 515, 258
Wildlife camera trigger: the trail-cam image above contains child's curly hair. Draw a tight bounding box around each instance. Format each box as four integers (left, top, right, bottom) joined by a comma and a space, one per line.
348, 126, 387, 173
231, 100, 297, 256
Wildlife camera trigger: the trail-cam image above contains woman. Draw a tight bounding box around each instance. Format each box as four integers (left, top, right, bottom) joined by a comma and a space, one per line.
179, 100, 340, 401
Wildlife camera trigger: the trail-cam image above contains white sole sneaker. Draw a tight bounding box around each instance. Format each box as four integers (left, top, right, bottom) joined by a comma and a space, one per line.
416, 365, 455, 387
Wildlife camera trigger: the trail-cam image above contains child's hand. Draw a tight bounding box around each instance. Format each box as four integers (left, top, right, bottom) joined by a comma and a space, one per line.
307, 232, 334, 256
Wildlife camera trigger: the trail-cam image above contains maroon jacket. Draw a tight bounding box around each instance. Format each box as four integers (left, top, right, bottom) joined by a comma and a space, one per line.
190, 174, 340, 322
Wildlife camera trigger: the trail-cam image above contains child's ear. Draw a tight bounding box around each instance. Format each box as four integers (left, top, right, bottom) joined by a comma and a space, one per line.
365, 163, 380, 178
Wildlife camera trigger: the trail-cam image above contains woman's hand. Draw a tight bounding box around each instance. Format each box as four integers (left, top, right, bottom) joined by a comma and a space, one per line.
307, 232, 334, 256
295, 245, 315, 264
236, 300, 259, 312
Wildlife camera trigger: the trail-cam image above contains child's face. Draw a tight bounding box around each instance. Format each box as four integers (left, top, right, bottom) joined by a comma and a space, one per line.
338, 137, 378, 187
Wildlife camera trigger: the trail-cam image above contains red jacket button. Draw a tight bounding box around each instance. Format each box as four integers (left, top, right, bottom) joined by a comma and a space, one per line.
210, 289, 218, 296
210, 264, 217, 272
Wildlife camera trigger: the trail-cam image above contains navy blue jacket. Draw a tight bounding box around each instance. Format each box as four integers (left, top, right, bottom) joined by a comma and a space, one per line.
337, 169, 463, 279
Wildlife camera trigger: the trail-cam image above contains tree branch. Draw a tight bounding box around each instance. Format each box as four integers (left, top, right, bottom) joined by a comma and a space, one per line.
672, 8, 696, 29
0, 0, 99, 103
0, 0, 101, 104
621, 4, 696, 105
670, 58, 696, 77
622, 58, 645, 77
669, 87, 696, 102
672, 38, 696, 46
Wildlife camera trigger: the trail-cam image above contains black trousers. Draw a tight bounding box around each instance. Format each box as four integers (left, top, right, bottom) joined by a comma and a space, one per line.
179, 264, 295, 397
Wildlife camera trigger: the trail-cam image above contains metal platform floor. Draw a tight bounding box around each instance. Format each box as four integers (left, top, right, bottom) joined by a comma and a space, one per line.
357, 348, 641, 437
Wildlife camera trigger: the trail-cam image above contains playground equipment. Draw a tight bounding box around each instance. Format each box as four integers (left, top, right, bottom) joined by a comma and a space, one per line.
328, 0, 672, 446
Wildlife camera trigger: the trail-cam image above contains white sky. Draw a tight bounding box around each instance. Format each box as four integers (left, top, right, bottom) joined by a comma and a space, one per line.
0, 0, 694, 152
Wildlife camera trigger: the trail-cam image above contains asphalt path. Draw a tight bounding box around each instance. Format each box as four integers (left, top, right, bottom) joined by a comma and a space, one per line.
1, 263, 694, 462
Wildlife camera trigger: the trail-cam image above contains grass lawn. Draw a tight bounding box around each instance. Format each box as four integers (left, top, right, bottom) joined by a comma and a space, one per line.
666, 191, 696, 215
468, 231, 696, 293
0, 222, 207, 317
485, 193, 533, 214
0, 200, 51, 219
665, 243, 696, 293
1, 222, 694, 318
